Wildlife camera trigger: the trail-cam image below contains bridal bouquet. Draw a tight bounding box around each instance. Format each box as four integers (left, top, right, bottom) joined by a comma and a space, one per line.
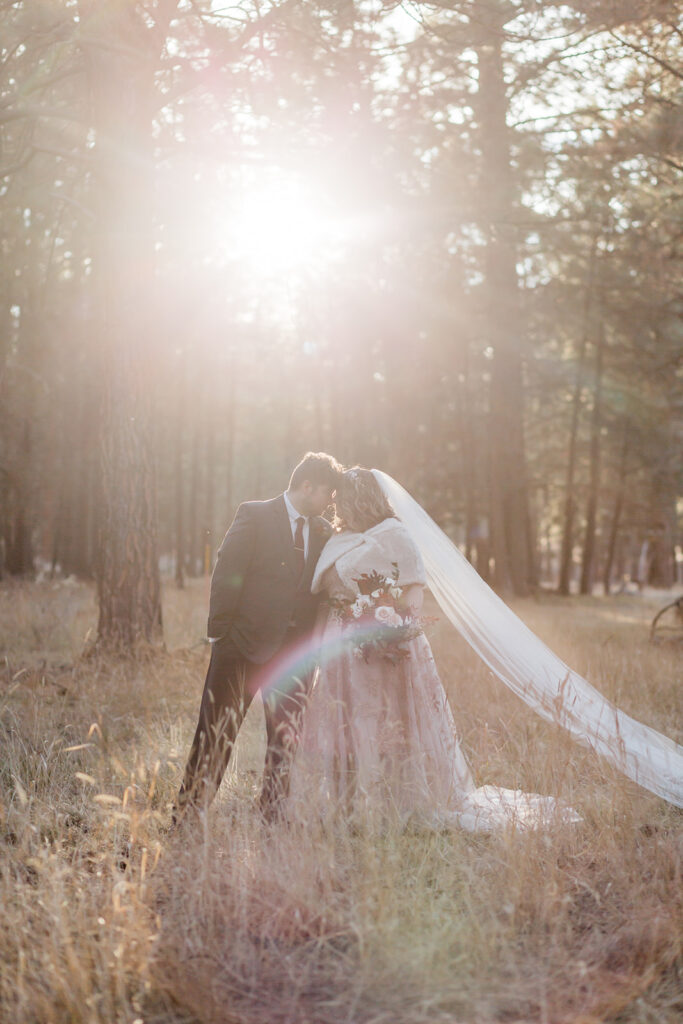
329, 563, 429, 664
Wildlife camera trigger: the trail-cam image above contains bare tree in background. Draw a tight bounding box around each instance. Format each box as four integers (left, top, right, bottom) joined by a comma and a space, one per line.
83, 0, 165, 647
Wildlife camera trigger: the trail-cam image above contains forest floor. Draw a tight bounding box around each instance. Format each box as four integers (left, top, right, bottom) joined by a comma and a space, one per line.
0, 578, 681, 1024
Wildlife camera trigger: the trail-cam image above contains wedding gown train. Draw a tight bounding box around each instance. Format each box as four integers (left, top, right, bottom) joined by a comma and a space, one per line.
372, 471, 683, 811
287, 471, 683, 829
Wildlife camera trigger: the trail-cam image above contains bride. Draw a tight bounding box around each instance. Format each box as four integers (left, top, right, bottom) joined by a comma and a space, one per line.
285, 467, 683, 830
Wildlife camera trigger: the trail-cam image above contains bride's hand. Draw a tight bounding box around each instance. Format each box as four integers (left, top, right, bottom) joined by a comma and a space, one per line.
400, 584, 424, 617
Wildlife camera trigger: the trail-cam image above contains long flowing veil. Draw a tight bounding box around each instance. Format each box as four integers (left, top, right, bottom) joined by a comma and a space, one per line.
372, 470, 683, 809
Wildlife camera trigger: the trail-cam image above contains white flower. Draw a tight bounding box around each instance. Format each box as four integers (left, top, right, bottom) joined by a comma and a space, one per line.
375, 605, 402, 627
389, 586, 402, 600
371, 588, 383, 599
351, 594, 373, 617
352, 594, 372, 617
384, 577, 395, 587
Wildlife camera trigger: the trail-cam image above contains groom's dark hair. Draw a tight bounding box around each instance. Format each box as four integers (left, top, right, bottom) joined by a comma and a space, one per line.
289, 452, 343, 490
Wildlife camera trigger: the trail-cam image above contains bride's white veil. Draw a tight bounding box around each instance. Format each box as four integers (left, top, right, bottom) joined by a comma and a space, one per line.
372, 470, 683, 808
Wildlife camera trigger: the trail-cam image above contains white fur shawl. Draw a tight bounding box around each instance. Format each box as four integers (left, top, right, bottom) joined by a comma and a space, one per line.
311, 518, 426, 595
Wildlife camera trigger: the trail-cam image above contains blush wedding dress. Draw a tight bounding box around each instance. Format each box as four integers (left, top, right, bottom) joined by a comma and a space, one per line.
286, 472, 683, 830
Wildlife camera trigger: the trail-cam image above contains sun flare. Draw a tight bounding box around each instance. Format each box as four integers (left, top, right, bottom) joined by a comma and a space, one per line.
228, 178, 342, 276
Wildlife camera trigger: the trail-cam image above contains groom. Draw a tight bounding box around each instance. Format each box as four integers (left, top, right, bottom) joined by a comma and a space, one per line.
175, 451, 342, 822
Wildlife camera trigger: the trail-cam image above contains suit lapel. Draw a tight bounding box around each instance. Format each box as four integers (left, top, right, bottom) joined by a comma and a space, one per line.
272, 495, 299, 577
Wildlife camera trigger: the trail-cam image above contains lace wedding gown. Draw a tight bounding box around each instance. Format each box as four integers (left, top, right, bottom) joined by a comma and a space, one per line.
289, 540, 578, 832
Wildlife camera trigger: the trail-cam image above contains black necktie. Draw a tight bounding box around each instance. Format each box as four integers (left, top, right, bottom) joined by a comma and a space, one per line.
294, 516, 305, 577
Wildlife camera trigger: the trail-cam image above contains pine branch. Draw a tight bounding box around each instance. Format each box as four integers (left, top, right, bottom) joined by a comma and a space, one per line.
610, 31, 683, 80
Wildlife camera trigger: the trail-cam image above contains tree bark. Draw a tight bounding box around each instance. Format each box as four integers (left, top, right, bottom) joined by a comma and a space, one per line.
204, 402, 216, 576
476, 9, 534, 595
85, 2, 162, 649
457, 339, 475, 563
557, 239, 597, 595
174, 352, 185, 589
186, 390, 201, 576
602, 420, 629, 594
648, 479, 677, 588
225, 349, 237, 526
4, 261, 41, 577
5, 420, 35, 576
579, 317, 606, 594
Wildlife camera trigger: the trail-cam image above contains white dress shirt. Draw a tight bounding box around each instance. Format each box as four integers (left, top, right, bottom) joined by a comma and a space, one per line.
283, 490, 310, 559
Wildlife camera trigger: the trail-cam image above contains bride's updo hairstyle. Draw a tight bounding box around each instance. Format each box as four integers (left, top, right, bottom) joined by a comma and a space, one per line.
335, 467, 397, 533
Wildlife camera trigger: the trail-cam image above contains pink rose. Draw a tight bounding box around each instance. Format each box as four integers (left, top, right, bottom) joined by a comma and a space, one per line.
374, 605, 402, 628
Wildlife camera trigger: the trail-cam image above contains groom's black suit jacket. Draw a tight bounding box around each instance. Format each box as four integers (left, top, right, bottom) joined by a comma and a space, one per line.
208, 495, 332, 665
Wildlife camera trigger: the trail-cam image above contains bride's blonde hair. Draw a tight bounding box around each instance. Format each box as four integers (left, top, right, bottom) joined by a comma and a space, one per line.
335, 467, 397, 533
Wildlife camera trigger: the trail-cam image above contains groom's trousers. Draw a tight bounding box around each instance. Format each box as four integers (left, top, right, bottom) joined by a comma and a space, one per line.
176, 629, 315, 820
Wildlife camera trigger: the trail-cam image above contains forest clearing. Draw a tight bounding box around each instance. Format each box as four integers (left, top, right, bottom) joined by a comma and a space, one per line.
2, 3, 682, 1021
1, 579, 680, 1024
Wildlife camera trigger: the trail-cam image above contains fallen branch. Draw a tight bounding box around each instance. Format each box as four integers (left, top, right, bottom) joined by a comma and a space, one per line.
650, 594, 683, 641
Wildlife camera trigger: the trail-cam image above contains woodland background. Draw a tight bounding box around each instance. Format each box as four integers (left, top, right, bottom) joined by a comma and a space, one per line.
1, 7, 682, 1022
1, 0, 682, 647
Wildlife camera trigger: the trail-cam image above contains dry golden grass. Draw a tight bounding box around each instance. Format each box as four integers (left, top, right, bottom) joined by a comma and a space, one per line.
0, 578, 681, 1024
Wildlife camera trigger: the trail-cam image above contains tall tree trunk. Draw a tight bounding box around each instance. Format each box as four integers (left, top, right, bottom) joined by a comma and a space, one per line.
224, 348, 237, 530
186, 393, 200, 576
602, 420, 629, 594
457, 338, 489, 576
457, 339, 473, 562
476, 9, 533, 595
558, 239, 597, 594
78, 394, 98, 579
204, 409, 216, 576
542, 484, 554, 582
85, 3, 162, 648
174, 352, 185, 589
6, 269, 41, 577
5, 420, 35, 575
56, 358, 95, 578
648, 478, 676, 588
580, 318, 606, 594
